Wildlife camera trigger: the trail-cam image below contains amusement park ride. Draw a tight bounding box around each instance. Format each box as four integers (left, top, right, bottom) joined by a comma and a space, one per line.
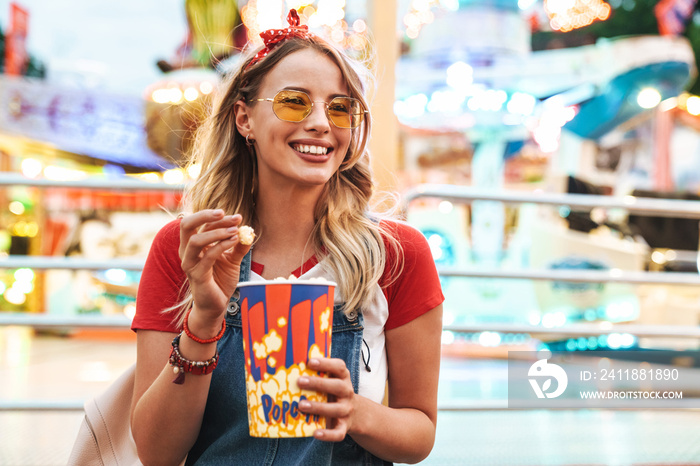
394, 0, 697, 352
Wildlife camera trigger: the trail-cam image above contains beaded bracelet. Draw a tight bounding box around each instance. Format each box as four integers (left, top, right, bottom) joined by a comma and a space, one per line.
183, 309, 226, 344
169, 333, 219, 385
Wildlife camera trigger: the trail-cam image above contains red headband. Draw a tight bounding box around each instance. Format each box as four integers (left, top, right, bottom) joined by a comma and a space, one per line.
245, 9, 313, 70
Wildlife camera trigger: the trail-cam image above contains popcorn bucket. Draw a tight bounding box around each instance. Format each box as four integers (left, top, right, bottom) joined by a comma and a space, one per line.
237, 279, 336, 438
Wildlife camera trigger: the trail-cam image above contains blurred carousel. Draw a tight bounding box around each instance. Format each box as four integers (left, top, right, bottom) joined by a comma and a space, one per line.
144, 0, 245, 166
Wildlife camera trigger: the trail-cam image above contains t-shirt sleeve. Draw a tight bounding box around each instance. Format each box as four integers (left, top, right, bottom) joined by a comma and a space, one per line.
131, 219, 186, 333
381, 220, 444, 330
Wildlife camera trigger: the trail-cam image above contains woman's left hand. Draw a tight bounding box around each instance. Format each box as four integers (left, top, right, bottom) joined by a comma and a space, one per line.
297, 358, 357, 442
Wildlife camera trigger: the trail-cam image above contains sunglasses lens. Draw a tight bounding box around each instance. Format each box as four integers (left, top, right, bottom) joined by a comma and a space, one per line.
269, 91, 364, 128
328, 97, 363, 128
272, 91, 311, 122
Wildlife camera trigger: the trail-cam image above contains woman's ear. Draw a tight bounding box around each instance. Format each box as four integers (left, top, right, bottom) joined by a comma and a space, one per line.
234, 100, 253, 136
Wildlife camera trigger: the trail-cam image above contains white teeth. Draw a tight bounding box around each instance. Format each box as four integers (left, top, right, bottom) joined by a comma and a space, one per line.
294, 144, 328, 155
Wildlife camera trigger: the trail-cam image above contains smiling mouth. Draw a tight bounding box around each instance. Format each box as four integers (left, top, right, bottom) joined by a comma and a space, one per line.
291, 144, 331, 155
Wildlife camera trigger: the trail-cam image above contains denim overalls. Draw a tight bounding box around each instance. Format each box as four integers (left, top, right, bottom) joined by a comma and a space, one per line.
186, 252, 391, 465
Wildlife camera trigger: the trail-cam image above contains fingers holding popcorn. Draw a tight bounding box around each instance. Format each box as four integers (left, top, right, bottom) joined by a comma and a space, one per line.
180, 213, 241, 268
177, 211, 254, 314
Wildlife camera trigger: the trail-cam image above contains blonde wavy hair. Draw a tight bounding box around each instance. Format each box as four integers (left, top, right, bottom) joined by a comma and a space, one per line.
171, 36, 401, 323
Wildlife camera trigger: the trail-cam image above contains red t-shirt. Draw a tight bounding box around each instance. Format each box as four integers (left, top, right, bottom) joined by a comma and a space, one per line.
132, 219, 444, 333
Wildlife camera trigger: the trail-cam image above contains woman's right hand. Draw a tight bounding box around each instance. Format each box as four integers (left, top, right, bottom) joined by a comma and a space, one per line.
179, 209, 252, 326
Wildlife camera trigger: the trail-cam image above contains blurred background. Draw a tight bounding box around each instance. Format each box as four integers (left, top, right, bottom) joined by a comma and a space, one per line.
2, 0, 700, 464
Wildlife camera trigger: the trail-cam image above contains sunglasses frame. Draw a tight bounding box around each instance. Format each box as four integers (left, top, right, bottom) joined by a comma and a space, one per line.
254, 90, 368, 129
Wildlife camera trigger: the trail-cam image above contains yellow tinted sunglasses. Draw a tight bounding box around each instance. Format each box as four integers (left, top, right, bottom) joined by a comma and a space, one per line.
254, 90, 367, 129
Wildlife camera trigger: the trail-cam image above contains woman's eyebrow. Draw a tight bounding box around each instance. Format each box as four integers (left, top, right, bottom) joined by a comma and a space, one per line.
281, 86, 350, 99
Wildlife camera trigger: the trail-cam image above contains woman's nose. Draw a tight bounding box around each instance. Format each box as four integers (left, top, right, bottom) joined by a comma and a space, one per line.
303, 102, 331, 132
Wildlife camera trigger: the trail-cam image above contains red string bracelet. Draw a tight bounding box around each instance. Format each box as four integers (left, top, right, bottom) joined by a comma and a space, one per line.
183, 309, 226, 344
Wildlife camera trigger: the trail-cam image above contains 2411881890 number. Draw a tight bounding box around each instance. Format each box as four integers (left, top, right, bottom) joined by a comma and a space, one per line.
599, 368, 679, 381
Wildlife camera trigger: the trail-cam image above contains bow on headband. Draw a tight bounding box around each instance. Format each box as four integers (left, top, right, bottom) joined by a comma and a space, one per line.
246, 9, 313, 70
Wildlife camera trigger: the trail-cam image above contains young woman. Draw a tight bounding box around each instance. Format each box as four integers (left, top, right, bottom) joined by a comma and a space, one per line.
130, 10, 444, 465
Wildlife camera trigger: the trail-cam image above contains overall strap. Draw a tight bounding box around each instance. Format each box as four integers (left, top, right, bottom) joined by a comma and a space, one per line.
239, 249, 252, 283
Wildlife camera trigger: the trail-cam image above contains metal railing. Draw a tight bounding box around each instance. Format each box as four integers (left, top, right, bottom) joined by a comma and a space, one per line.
0, 312, 131, 329
0, 172, 186, 191
401, 184, 700, 410
437, 267, 700, 285
1, 175, 177, 411
2, 180, 700, 410
0, 256, 145, 271
403, 183, 700, 219
403, 183, 700, 339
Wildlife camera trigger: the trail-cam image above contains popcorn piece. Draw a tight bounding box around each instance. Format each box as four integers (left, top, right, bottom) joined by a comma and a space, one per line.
239, 225, 256, 245
266, 275, 331, 283
307, 277, 332, 284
